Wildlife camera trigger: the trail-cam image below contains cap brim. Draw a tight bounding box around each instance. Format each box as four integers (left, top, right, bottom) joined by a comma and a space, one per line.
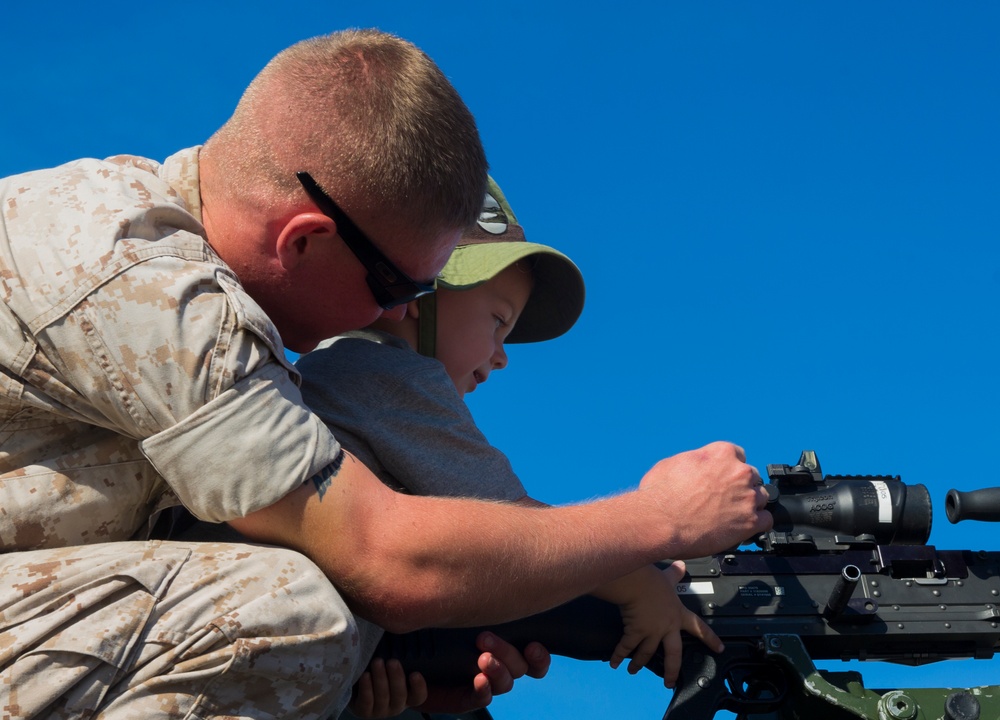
438, 242, 585, 343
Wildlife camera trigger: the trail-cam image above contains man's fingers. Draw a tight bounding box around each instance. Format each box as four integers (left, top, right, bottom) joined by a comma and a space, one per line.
756, 505, 774, 532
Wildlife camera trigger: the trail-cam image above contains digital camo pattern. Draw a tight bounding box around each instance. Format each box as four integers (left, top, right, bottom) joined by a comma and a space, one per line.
0, 540, 360, 718
0, 147, 341, 550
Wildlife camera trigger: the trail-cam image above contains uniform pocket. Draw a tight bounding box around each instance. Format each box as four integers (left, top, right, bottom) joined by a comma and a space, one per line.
0, 542, 190, 717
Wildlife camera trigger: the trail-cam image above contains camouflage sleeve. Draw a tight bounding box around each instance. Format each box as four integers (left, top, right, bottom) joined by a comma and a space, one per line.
2, 156, 339, 524
41, 253, 340, 522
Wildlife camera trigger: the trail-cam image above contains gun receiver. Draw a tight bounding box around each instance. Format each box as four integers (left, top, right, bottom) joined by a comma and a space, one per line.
373, 452, 1000, 719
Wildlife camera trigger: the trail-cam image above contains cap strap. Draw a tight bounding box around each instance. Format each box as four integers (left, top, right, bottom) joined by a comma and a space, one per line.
417, 293, 437, 357
458, 224, 527, 245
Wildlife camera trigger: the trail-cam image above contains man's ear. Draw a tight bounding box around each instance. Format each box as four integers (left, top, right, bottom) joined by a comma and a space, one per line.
405, 299, 421, 319
275, 213, 337, 270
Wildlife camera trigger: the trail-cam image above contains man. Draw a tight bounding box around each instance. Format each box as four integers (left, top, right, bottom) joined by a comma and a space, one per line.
0, 29, 771, 720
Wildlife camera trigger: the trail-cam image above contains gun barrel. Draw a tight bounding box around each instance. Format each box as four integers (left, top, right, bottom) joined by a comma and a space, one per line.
946, 488, 1000, 523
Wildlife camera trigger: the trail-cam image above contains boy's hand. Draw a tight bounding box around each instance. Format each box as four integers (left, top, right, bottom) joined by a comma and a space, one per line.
349, 657, 427, 718
605, 561, 723, 688
352, 632, 550, 717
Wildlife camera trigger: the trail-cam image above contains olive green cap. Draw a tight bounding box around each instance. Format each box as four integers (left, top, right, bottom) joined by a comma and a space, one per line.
437, 176, 586, 344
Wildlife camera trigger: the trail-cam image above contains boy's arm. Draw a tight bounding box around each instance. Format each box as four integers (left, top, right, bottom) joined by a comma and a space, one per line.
229, 441, 771, 633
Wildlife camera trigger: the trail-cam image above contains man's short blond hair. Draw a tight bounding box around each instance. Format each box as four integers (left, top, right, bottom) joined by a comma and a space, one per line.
204, 29, 486, 234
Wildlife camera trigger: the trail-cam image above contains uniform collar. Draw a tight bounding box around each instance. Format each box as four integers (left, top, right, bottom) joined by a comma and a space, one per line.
159, 146, 204, 222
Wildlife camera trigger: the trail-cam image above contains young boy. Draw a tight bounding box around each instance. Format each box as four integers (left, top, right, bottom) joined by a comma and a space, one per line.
295, 177, 722, 718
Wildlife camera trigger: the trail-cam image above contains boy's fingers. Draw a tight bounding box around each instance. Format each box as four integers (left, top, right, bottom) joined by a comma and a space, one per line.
407, 672, 429, 708
685, 610, 725, 653
662, 560, 687, 582
384, 659, 409, 715
477, 632, 528, 679
626, 635, 662, 675
472, 671, 494, 706
369, 659, 390, 716
477, 651, 514, 695
660, 632, 683, 688
609, 636, 640, 670
524, 641, 551, 679
351, 672, 374, 717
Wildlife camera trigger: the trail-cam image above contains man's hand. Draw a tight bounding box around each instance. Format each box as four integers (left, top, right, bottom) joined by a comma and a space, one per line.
639, 441, 772, 558
349, 633, 550, 717
419, 632, 550, 713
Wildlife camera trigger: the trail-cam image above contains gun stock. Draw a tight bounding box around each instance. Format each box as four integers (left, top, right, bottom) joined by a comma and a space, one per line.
374, 594, 638, 686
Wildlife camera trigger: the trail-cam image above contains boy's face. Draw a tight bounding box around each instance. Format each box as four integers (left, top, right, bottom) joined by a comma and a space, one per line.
435, 262, 534, 397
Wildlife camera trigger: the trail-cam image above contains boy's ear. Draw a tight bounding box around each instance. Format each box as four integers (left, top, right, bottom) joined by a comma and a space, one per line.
405, 299, 421, 319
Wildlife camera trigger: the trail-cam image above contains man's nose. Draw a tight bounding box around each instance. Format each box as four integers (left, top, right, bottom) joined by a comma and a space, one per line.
381, 303, 408, 322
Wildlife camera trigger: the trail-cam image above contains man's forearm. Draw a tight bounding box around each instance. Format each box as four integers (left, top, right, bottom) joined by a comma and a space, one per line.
231, 443, 771, 633
238, 477, 669, 631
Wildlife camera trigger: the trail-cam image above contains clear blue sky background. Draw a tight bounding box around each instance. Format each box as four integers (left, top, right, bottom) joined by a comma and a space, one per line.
3, 2, 999, 718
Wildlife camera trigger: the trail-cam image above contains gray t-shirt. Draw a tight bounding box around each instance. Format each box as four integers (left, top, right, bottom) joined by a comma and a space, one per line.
297, 329, 527, 502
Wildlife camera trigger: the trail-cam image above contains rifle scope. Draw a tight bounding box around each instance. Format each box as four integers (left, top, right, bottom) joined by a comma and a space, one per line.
758, 452, 932, 549
767, 477, 932, 546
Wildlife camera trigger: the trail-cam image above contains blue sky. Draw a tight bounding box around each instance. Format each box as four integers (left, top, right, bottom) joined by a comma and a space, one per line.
3, 2, 999, 718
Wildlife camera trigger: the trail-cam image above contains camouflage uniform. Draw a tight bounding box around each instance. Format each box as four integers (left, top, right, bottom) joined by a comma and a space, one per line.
0, 148, 359, 718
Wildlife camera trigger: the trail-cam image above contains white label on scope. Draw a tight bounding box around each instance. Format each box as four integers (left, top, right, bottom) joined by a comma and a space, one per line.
871, 480, 892, 523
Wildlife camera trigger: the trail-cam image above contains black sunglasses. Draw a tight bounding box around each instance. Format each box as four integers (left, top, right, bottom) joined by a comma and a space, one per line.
296, 171, 436, 309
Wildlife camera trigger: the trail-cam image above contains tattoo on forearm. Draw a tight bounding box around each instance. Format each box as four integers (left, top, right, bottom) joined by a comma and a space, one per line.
310, 450, 345, 501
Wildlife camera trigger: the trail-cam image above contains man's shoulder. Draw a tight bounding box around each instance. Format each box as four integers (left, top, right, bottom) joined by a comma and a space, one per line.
0, 149, 217, 328
1, 147, 199, 211
0, 151, 197, 232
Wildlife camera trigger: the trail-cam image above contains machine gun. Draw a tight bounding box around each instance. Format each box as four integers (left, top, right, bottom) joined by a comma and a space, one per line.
374, 451, 1000, 720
